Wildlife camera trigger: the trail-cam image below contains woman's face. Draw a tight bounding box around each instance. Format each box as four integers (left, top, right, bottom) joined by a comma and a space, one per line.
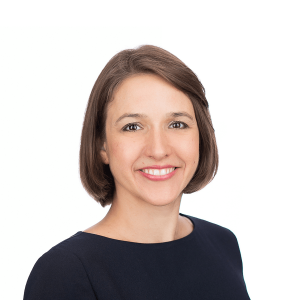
101, 73, 199, 206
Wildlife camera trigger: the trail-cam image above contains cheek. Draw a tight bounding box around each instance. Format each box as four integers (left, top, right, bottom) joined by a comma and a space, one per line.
180, 137, 199, 169
180, 136, 199, 155
110, 140, 139, 168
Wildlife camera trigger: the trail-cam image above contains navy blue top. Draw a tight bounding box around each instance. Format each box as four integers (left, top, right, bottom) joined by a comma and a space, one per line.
23, 213, 251, 299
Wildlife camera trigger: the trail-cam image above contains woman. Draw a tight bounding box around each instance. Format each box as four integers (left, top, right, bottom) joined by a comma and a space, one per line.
23, 45, 251, 299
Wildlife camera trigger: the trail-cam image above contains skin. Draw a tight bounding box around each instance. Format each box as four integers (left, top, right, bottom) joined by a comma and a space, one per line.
84, 73, 199, 243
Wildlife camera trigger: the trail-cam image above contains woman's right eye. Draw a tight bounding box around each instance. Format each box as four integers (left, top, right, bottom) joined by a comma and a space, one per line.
122, 123, 141, 132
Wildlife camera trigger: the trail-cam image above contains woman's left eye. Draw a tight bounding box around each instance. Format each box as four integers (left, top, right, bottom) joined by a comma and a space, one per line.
122, 121, 189, 132
170, 121, 189, 129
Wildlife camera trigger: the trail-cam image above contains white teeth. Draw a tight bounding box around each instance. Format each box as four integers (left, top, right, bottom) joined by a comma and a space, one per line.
141, 167, 176, 176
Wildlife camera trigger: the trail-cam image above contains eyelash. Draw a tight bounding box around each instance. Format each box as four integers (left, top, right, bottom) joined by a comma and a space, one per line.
122, 121, 189, 132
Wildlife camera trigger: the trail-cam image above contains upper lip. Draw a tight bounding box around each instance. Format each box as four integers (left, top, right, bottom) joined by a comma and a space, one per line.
139, 165, 177, 170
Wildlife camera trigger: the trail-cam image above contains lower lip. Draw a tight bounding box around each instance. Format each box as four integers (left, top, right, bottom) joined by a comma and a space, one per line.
138, 168, 178, 181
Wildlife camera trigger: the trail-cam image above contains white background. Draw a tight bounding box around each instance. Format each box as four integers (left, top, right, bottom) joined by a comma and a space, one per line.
1, 1, 299, 299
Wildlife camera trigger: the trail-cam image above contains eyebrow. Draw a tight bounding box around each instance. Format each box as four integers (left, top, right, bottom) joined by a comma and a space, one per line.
114, 111, 194, 125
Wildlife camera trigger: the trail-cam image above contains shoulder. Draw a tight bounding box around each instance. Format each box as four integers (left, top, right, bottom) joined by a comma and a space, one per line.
197, 216, 237, 240
23, 233, 97, 300
30, 245, 83, 274
186, 214, 244, 269
27, 231, 96, 274
187, 213, 237, 241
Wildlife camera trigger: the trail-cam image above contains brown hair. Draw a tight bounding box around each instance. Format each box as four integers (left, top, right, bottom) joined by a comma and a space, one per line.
80, 45, 218, 207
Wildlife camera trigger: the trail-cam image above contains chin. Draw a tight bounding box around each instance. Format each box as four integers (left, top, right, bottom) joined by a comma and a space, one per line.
142, 194, 178, 207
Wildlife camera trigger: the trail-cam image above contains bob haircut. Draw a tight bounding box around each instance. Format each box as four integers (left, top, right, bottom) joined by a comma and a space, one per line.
80, 45, 218, 207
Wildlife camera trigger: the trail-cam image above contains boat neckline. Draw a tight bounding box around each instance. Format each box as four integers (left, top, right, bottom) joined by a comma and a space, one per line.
76, 212, 196, 248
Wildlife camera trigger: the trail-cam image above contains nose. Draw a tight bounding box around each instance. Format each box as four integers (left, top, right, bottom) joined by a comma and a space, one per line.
144, 126, 171, 159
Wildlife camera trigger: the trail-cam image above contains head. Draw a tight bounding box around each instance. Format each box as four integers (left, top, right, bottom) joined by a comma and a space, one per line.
80, 45, 218, 207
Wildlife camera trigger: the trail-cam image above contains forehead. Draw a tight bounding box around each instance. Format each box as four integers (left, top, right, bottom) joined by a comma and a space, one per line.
108, 73, 194, 115
114, 73, 179, 97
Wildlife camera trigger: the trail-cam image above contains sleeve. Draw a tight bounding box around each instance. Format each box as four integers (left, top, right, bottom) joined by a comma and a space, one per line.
226, 230, 251, 296
23, 247, 97, 300
226, 230, 245, 273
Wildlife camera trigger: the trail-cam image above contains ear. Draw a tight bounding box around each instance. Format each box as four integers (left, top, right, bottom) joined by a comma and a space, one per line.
100, 143, 109, 164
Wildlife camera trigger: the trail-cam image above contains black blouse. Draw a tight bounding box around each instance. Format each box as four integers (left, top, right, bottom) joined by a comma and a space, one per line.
23, 212, 251, 299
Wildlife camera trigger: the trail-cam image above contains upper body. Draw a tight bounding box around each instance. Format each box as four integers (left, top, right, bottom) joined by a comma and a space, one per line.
23, 213, 251, 300
23, 45, 251, 299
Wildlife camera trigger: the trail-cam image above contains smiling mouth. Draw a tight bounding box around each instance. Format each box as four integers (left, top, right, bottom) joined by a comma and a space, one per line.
139, 167, 178, 176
